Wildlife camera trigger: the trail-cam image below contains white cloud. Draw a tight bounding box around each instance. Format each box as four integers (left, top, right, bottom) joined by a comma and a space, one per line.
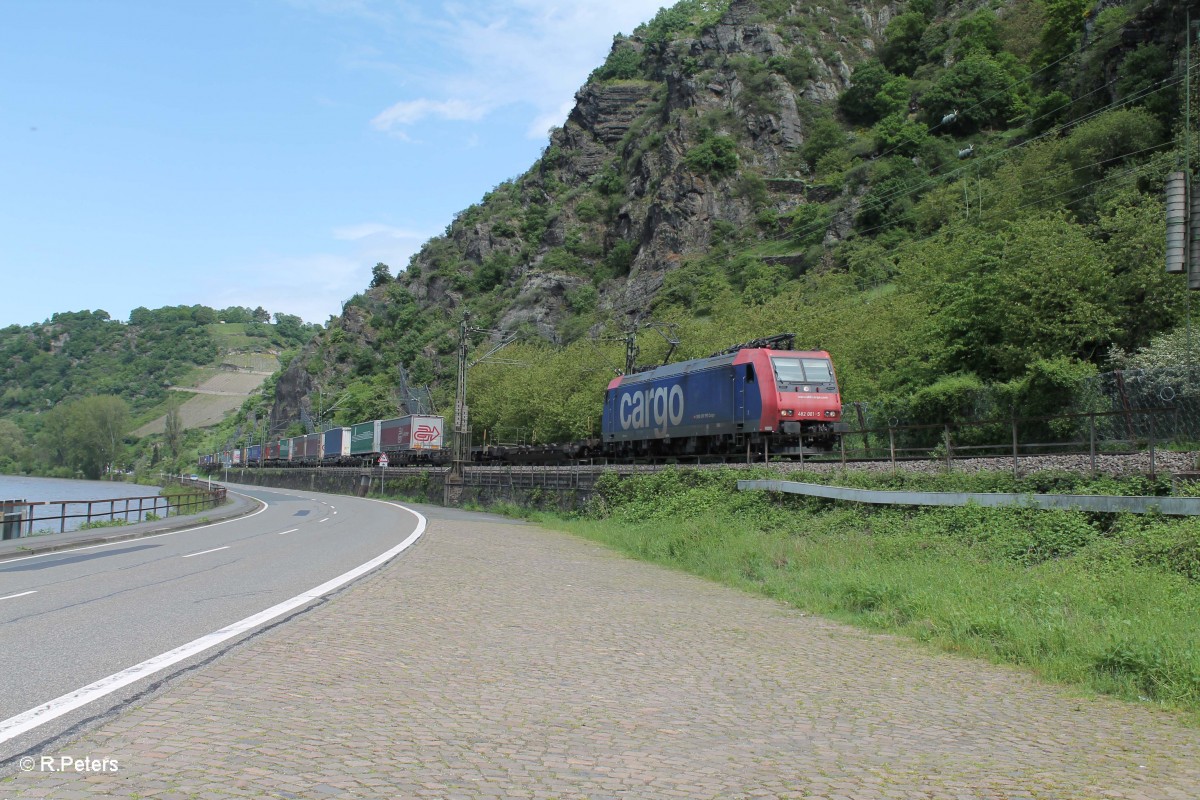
307, 0, 668, 141
198, 221, 433, 325
371, 98, 491, 133
333, 222, 426, 241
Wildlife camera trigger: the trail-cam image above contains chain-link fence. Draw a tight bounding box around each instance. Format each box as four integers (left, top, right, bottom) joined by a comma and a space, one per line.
1087, 366, 1200, 443
836, 366, 1200, 463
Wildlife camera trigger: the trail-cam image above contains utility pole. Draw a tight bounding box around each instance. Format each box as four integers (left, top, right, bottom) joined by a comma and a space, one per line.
451, 313, 470, 479
449, 311, 520, 482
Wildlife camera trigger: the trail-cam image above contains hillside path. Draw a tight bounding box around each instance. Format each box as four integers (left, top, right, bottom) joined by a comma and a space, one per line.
4, 508, 1198, 799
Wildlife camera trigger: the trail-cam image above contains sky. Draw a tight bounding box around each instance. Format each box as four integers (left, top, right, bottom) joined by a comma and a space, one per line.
1, 0, 671, 328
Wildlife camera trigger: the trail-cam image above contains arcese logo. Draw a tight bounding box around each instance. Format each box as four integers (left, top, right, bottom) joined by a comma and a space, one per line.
413, 424, 441, 442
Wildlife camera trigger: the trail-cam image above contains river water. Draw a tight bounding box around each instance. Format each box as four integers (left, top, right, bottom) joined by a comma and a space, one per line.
0, 475, 164, 534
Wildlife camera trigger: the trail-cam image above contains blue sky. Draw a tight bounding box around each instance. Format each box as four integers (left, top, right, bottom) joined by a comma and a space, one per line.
1, 0, 670, 328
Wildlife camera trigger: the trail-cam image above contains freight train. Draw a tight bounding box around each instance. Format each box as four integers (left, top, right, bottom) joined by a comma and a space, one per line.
203, 414, 445, 469
201, 335, 844, 469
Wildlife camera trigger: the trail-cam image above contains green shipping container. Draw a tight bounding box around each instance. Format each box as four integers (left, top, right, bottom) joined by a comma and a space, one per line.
350, 421, 381, 455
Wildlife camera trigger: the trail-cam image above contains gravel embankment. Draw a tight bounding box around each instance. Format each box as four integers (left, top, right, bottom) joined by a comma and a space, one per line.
775, 451, 1198, 477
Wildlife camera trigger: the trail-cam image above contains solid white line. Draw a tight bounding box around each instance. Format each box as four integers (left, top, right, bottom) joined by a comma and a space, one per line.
0, 500, 427, 746
0, 591, 36, 601
181, 546, 229, 559
276, 528, 299, 536
0, 490, 269, 564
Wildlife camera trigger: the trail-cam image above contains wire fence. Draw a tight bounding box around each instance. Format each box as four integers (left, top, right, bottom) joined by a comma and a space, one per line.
820, 366, 1200, 476
838, 367, 1200, 454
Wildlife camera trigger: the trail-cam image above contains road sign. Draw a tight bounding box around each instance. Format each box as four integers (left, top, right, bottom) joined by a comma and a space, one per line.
378, 454, 389, 468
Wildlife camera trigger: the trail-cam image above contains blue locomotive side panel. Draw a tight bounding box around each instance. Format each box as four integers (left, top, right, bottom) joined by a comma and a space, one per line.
603, 356, 764, 443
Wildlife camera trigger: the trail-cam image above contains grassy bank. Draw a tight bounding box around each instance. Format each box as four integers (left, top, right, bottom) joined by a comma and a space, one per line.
527, 468, 1200, 718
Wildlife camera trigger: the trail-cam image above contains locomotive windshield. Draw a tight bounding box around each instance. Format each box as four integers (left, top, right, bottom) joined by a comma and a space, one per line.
771, 357, 834, 383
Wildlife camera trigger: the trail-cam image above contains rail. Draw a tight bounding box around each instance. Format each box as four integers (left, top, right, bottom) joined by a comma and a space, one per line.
0, 486, 227, 539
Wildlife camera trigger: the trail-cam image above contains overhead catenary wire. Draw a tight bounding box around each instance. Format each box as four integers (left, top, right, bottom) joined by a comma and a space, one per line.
860, 9, 1147, 167
795, 73, 1182, 235
763, 74, 1185, 251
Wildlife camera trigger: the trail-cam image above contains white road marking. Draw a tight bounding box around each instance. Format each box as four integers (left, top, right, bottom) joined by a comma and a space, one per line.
319, 517, 330, 523
0, 591, 36, 601
181, 546, 230, 559
277, 528, 299, 536
0, 500, 427, 746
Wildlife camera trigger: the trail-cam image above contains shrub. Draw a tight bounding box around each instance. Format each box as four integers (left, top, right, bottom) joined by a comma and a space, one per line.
801, 116, 847, 168
838, 60, 894, 124
592, 42, 643, 81
604, 240, 637, 277
880, 12, 927, 75
921, 53, 1018, 131
685, 134, 739, 177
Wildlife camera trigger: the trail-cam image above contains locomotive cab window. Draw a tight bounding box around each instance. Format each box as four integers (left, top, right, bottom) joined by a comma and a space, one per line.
800, 358, 833, 383
771, 357, 833, 384
745, 365, 755, 383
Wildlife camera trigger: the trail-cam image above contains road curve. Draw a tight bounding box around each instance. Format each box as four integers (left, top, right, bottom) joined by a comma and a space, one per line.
0, 484, 423, 766
2, 502, 1198, 798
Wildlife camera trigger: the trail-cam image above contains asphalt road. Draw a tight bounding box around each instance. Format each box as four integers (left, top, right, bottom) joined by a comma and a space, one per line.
0, 484, 422, 767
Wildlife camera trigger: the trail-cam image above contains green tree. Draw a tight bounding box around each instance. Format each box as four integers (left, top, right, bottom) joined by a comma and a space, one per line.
801, 115, 846, 168
0, 420, 31, 474
370, 262, 393, 288
40, 396, 131, 478
880, 12, 927, 75
952, 9, 1001, 59
334, 375, 398, 426
1035, 0, 1090, 66
897, 215, 1117, 379
837, 60, 893, 124
921, 53, 1019, 131
684, 134, 739, 177
164, 403, 183, 463
1116, 45, 1179, 124
592, 42, 643, 81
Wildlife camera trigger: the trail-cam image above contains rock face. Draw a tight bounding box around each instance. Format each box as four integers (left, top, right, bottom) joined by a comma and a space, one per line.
270, 0, 893, 421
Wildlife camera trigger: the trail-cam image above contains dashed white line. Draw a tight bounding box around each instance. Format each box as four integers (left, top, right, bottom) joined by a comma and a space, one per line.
318, 517, 330, 523
0, 590, 36, 601
277, 528, 299, 536
181, 546, 230, 559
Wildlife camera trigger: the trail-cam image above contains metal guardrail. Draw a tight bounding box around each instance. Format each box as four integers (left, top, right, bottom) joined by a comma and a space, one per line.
0, 486, 227, 539
737, 479, 1200, 516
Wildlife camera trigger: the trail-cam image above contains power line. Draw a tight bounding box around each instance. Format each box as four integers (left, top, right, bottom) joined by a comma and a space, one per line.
766, 75, 1184, 251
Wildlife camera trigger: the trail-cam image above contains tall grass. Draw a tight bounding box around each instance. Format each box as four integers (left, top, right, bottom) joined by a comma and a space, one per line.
543, 468, 1200, 717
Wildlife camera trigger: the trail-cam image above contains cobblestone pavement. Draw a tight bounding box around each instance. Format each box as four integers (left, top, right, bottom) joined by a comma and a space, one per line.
4, 514, 1199, 799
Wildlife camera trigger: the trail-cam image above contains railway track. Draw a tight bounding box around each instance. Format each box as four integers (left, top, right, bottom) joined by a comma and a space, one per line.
213, 449, 1197, 481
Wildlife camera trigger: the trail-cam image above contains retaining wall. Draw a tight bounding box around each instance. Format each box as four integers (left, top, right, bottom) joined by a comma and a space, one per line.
222, 467, 593, 511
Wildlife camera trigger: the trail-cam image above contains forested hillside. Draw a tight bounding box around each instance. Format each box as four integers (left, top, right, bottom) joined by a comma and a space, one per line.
262, 0, 1195, 445
0, 305, 318, 476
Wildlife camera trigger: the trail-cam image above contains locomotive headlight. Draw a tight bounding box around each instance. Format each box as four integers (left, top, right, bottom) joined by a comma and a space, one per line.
825, 410, 838, 418
781, 409, 795, 417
